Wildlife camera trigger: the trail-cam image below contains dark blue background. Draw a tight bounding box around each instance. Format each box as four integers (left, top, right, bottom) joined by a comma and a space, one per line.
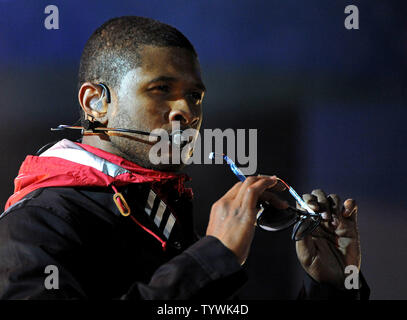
0, 0, 405, 299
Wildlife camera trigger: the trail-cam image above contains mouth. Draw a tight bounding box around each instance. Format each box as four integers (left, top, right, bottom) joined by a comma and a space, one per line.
169, 130, 194, 148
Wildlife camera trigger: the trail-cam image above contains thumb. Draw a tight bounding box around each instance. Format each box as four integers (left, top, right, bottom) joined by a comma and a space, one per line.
296, 235, 316, 268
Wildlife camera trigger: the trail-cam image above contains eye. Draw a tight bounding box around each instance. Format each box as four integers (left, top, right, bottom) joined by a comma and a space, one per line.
188, 91, 203, 103
151, 85, 170, 93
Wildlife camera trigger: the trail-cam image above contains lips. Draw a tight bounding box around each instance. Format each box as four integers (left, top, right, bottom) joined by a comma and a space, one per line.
170, 130, 194, 148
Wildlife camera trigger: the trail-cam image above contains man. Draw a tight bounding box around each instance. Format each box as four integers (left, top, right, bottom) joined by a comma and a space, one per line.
0, 16, 368, 299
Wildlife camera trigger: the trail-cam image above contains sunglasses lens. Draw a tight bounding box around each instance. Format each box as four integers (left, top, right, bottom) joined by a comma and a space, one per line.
292, 215, 321, 241
257, 205, 299, 231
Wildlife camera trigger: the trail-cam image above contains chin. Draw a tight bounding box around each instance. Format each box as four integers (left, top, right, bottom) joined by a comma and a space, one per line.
146, 148, 192, 172
118, 143, 190, 172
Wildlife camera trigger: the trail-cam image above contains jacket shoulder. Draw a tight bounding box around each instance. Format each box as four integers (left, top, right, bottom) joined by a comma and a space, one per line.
1, 187, 119, 225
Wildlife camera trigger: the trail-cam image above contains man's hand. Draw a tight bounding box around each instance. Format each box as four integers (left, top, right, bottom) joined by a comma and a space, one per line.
296, 189, 361, 289
206, 176, 280, 265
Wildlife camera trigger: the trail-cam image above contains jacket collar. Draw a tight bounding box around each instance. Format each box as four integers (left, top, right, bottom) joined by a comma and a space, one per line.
5, 139, 192, 210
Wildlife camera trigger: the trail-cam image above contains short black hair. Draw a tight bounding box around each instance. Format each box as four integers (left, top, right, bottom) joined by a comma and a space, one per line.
78, 16, 197, 113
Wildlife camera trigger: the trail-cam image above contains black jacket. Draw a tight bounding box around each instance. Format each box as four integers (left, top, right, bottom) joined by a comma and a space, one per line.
0, 184, 369, 299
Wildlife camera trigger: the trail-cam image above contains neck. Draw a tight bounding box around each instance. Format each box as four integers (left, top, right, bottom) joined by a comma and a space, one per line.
81, 135, 130, 160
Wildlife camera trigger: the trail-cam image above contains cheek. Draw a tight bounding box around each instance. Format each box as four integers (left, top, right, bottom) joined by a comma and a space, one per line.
115, 93, 170, 129
144, 100, 170, 125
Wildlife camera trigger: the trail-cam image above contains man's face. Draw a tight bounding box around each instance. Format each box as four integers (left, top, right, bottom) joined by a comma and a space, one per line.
108, 45, 205, 171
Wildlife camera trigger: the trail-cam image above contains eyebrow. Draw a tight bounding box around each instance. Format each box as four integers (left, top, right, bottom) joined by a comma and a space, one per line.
147, 76, 206, 92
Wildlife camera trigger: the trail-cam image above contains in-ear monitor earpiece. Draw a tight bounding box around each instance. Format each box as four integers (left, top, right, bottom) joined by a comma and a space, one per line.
89, 83, 111, 113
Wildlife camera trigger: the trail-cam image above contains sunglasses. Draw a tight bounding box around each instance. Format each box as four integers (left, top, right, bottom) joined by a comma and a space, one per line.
209, 152, 322, 241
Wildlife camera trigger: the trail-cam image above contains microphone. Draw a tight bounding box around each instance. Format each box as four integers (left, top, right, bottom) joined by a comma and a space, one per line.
170, 129, 189, 147
51, 120, 189, 147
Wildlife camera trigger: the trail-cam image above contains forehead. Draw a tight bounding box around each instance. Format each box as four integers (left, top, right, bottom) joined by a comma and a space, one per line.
121, 45, 202, 88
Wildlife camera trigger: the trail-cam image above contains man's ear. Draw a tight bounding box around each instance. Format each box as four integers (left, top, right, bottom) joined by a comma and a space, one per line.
78, 82, 109, 121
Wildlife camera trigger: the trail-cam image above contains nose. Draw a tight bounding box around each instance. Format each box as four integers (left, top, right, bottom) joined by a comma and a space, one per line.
168, 101, 200, 127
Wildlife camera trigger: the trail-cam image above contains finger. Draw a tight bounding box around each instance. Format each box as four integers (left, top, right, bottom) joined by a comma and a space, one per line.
328, 194, 342, 216
235, 176, 260, 204
257, 174, 286, 192
327, 194, 342, 227
311, 189, 330, 219
272, 181, 287, 192
343, 198, 358, 220
302, 194, 319, 212
309, 222, 337, 241
222, 181, 243, 200
297, 200, 317, 212
260, 191, 289, 209
235, 176, 276, 205
241, 178, 279, 213
296, 201, 305, 211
